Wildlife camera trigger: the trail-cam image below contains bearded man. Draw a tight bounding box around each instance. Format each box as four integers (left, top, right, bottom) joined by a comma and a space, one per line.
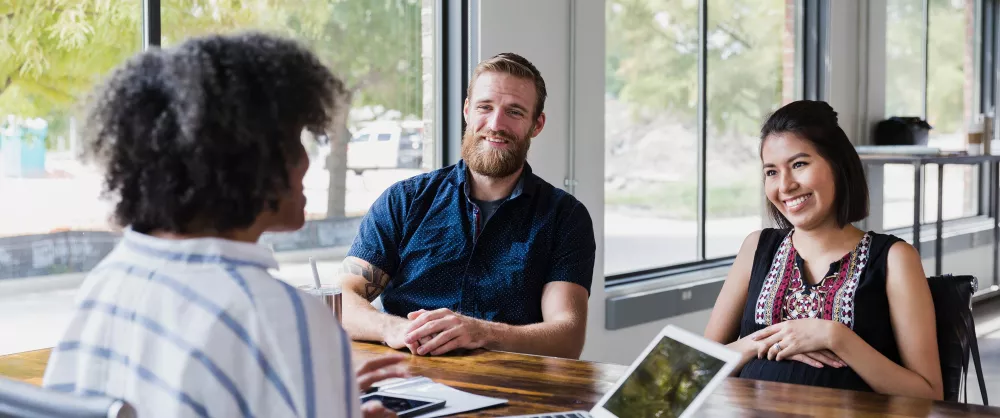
339, 53, 595, 359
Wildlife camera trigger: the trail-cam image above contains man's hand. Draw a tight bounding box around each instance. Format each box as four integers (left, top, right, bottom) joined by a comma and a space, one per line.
403, 308, 489, 356
382, 320, 424, 354
355, 354, 409, 392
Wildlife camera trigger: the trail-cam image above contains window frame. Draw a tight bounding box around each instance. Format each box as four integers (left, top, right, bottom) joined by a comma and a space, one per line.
0, 0, 468, 280
878, 0, 989, 232
605, 0, 828, 285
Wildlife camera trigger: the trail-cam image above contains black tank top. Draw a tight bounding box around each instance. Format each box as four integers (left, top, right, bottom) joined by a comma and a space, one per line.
737, 228, 904, 392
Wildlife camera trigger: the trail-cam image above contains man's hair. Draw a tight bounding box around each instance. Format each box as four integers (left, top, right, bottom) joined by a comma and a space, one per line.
467, 52, 547, 119
81, 32, 346, 234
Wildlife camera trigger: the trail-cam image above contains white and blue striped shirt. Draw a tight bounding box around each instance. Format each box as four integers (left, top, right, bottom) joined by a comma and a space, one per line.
43, 229, 360, 418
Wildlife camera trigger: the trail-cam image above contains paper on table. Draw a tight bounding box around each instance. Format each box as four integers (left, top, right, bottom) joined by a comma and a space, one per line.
378, 376, 507, 418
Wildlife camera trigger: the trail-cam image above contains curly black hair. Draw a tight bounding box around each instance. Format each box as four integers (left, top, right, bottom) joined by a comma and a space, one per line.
82, 32, 346, 234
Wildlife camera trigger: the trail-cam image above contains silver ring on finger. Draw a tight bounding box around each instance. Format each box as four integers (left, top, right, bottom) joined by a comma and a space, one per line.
773, 342, 781, 352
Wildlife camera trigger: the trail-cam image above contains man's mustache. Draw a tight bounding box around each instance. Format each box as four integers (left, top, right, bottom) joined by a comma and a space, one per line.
476, 129, 516, 142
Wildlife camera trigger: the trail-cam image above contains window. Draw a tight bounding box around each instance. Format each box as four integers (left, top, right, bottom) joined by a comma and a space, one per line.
605, 0, 800, 278
706, 0, 788, 258
0, 1, 143, 355
883, 0, 980, 229
0, 0, 440, 356
885, 0, 926, 119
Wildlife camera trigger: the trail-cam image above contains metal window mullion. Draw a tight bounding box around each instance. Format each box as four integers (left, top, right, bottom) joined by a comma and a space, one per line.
142, 0, 161, 50
978, 0, 994, 218
982, 0, 995, 115
696, 0, 708, 261
922, 0, 930, 121
817, 0, 828, 100
803, 0, 818, 100
440, 0, 470, 166
566, 0, 577, 195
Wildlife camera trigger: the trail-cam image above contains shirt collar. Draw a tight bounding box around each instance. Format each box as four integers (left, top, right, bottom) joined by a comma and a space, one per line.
452, 160, 535, 200
122, 228, 280, 270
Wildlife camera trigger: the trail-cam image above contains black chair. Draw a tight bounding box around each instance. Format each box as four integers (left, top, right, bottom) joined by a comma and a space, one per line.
927, 274, 988, 404
0, 376, 136, 418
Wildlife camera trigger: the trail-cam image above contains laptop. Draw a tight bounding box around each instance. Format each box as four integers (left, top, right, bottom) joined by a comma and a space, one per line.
502, 325, 740, 418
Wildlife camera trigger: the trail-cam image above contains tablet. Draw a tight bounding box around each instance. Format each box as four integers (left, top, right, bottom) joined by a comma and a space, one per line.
588, 325, 740, 418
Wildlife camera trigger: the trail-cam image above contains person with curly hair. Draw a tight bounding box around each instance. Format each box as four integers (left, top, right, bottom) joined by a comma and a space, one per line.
42, 32, 406, 418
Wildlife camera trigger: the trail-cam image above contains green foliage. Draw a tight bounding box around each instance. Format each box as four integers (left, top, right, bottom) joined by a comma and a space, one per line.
607, 0, 786, 136
0, 0, 142, 117
0, 0, 424, 122
605, 0, 784, 218
885, 0, 973, 135
160, 0, 424, 118
0, 0, 426, 216
927, 0, 970, 135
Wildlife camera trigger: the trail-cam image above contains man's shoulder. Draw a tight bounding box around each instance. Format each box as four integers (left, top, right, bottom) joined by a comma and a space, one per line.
524, 171, 587, 214
386, 164, 460, 199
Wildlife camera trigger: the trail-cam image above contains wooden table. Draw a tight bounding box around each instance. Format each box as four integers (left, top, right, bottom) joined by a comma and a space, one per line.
3, 343, 999, 417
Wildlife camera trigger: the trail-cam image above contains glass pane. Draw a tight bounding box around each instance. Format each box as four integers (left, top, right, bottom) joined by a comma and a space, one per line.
926, 0, 978, 219
883, 164, 917, 230
0, 1, 142, 355
885, 0, 925, 118
883, 0, 979, 230
161, 0, 437, 287
922, 165, 979, 223
882, 164, 980, 231
705, 0, 786, 258
927, 0, 974, 151
604, 0, 699, 275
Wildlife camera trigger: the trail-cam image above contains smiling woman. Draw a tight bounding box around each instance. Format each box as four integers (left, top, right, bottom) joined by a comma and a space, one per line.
704, 100, 944, 400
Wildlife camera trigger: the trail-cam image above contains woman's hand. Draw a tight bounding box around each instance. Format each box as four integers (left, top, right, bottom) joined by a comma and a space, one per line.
753, 318, 844, 362
792, 350, 846, 368
362, 401, 398, 418
356, 354, 410, 392
730, 329, 843, 368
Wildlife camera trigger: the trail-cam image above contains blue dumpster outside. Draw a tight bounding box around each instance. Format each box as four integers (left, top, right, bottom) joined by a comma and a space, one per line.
1, 117, 47, 178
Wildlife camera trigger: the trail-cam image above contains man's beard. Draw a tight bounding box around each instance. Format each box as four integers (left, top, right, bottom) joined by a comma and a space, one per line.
461, 125, 532, 178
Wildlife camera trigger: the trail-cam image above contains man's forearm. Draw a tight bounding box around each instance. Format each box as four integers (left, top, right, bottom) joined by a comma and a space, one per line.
478, 319, 586, 359
342, 292, 408, 343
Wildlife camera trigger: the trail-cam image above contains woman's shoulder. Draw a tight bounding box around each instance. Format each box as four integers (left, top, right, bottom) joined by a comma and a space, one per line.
753, 228, 791, 251
864, 231, 913, 258
737, 228, 790, 276
861, 231, 925, 282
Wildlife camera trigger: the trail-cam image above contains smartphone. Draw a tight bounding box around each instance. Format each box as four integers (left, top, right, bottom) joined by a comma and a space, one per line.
359, 393, 446, 417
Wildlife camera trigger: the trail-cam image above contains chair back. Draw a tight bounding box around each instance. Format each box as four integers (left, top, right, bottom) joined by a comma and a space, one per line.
0, 376, 136, 418
927, 274, 987, 404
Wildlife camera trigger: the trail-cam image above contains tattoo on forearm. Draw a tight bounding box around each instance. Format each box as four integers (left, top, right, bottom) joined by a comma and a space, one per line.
342, 259, 391, 302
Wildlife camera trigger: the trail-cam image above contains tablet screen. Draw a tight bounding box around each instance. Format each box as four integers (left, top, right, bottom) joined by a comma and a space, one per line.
601, 336, 727, 418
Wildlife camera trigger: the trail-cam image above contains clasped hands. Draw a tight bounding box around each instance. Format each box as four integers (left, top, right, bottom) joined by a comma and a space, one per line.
738, 318, 849, 369
384, 308, 488, 356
